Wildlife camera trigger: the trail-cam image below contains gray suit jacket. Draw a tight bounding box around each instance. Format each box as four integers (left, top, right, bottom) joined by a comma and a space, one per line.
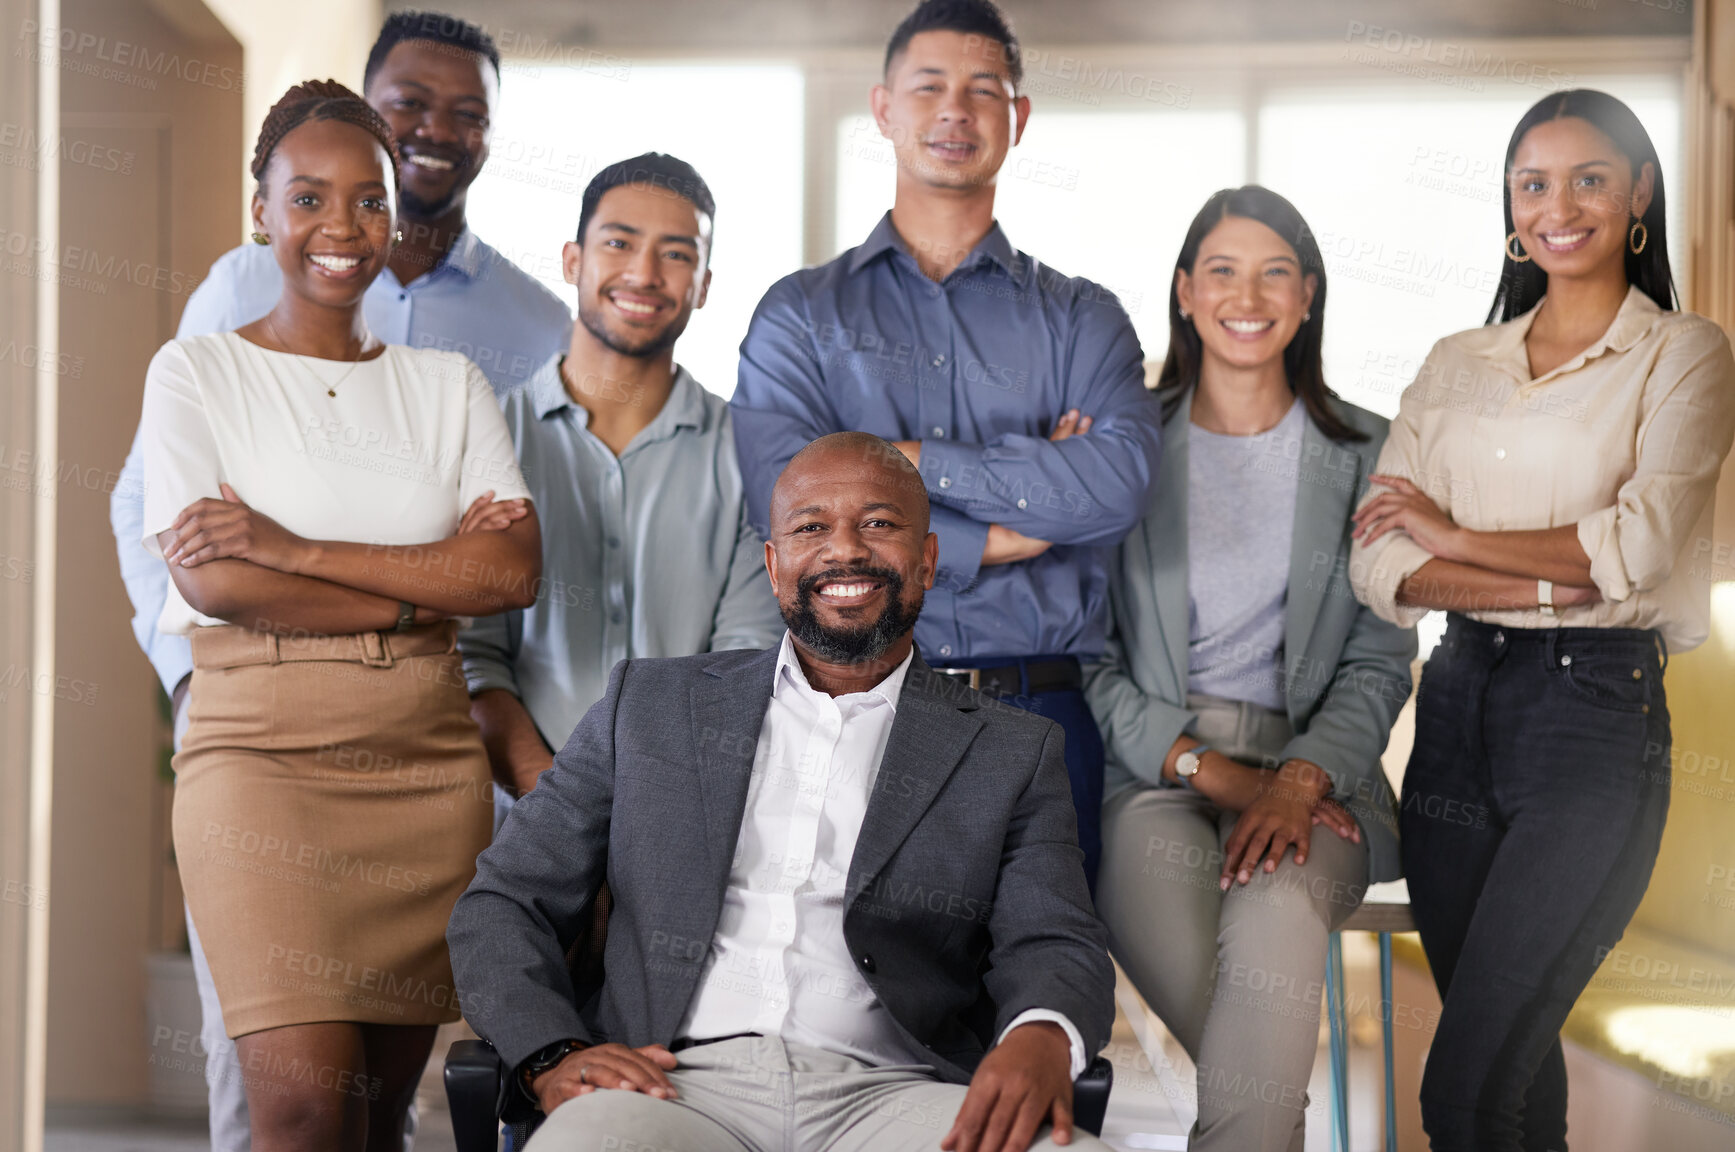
448, 644, 1115, 1083
1082, 392, 1416, 882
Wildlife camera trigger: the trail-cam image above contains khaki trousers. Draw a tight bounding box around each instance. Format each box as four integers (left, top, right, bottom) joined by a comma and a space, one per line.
522, 1035, 1109, 1152
1097, 694, 1369, 1152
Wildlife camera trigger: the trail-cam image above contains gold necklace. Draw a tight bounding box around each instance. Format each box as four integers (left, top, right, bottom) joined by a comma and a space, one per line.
262, 315, 369, 398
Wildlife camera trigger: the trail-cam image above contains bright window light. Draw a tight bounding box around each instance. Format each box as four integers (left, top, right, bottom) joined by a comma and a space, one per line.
1603, 1004, 1735, 1082
467, 63, 805, 398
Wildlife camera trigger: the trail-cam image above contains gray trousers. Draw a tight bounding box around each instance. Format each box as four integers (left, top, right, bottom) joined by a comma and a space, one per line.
522, 1034, 1108, 1152
1097, 694, 1369, 1152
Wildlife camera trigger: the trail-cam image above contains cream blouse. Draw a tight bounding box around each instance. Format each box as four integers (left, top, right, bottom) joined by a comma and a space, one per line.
140, 332, 532, 635
1349, 286, 1735, 651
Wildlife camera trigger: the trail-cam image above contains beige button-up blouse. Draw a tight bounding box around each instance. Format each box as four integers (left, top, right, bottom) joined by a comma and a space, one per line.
1349, 286, 1735, 652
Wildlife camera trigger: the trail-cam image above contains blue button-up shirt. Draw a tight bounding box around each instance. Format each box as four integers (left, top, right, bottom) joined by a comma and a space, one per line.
730, 214, 1161, 662
459, 355, 783, 749
111, 229, 571, 694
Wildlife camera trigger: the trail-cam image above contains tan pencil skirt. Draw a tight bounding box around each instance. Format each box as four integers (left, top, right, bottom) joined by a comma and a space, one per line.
172, 622, 493, 1038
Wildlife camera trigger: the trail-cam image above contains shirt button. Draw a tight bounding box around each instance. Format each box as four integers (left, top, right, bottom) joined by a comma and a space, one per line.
931, 355, 946, 368
1495, 448, 1507, 460
1017, 498, 1028, 510
928, 286, 941, 298
858, 953, 876, 973
398, 293, 407, 301
607, 536, 620, 548
939, 645, 952, 657
939, 477, 952, 489
1560, 655, 1573, 666
931, 426, 945, 438
610, 611, 623, 624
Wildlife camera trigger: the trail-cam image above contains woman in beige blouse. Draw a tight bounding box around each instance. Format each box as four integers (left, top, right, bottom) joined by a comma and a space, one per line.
1349, 90, 1735, 1151
141, 82, 541, 1151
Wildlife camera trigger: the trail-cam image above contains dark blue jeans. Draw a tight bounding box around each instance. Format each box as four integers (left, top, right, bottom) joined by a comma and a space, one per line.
1402, 615, 1671, 1152
939, 655, 1105, 891
1008, 684, 1104, 893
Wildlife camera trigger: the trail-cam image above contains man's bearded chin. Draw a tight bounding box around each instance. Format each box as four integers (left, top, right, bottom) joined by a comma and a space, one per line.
782, 566, 922, 665
399, 185, 458, 221
577, 299, 687, 359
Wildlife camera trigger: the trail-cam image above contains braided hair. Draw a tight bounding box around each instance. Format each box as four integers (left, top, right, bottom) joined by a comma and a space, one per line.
250, 79, 400, 190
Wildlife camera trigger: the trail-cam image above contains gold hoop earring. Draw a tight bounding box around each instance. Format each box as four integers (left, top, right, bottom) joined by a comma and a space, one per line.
251, 231, 269, 245
1629, 220, 1648, 255
1505, 232, 1530, 264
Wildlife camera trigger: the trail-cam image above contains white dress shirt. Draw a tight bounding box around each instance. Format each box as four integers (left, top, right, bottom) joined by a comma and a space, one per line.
676, 632, 1086, 1077
1349, 286, 1735, 650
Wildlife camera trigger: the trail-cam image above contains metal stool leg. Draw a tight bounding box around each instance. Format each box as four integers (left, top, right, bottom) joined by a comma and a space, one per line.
1326, 933, 1350, 1152
1381, 931, 1396, 1152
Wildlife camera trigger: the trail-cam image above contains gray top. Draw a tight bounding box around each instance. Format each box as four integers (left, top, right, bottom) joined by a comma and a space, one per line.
1186, 400, 1304, 711
1082, 390, 1417, 883
458, 355, 784, 752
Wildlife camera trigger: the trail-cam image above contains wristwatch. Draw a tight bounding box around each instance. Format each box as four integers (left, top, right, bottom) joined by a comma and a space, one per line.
519, 1037, 586, 1099
394, 599, 417, 632
1175, 743, 1210, 787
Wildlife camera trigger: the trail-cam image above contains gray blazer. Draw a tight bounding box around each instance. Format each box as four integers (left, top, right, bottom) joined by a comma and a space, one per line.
1082, 392, 1416, 883
448, 644, 1115, 1083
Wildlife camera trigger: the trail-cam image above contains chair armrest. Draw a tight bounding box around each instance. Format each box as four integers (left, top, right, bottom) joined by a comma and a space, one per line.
1072, 1055, 1114, 1137
444, 1038, 506, 1152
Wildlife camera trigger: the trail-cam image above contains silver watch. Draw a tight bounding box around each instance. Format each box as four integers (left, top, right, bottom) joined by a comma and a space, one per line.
1175, 744, 1210, 786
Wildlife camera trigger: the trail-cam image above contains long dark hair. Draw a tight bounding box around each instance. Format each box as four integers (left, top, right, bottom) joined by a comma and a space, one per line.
1156, 185, 1365, 444
1487, 89, 1675, 324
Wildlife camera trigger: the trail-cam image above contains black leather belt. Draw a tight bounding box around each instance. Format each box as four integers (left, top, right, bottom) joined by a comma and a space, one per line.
930, 656, 1082, 698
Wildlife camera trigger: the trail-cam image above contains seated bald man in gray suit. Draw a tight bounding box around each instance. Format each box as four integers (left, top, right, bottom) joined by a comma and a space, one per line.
448, 431, 1114, 1152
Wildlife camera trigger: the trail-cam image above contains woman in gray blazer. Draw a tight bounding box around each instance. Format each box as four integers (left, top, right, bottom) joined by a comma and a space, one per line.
1084, 186, 1416, 1152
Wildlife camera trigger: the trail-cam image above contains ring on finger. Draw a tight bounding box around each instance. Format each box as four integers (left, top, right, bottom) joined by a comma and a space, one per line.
577, 1064, 589, 1085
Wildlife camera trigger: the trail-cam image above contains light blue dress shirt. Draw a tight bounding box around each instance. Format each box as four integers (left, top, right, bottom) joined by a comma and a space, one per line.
731, 214, 1162, 663
111, 229, 571, 694
458, 355, 783, 750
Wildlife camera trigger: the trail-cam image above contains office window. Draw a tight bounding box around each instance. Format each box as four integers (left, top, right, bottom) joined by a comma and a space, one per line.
467, 63, 805, 397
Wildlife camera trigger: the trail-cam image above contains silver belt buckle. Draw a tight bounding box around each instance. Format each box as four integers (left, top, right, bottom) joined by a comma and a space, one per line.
937, 667, 982, 690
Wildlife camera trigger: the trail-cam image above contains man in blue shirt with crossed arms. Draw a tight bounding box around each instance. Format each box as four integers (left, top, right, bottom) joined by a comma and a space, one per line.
731, 0, 1161, 889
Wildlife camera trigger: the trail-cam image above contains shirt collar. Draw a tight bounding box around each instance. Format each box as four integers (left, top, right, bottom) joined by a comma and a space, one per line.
846, 211, 1020, 279
773, 630, 914, 711
531, 353, 709, 438
529, 353, 572, 419
1477, 284, 1663, 383
440, 227, 485, 279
